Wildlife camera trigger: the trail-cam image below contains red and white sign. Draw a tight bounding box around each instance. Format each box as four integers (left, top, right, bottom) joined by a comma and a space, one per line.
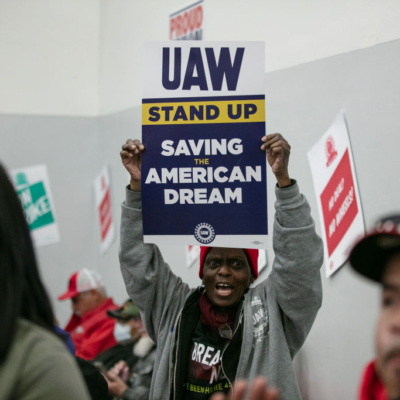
186, 245, 201, 268
170, 0, 204, 40
94, 166, 115, 255
307, 110, 364, 277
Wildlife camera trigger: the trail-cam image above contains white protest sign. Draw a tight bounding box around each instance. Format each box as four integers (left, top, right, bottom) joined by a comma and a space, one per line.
11, 164, 60, 247
186, 245, 201, 268
142, 41, 267, 248
93, 166, 115, 255
258, 250, 267, 274
307, 110, 365, 276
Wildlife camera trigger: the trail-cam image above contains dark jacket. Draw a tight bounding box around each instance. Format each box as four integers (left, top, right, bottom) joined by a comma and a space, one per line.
172, 288, 244, 399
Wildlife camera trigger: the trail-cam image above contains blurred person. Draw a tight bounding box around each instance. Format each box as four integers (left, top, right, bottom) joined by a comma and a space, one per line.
53, 315, 110, 399
76, 356, 110, 400
58, 268, 120, 360
0, 163, 90, 400
102, 299, 156, 400
54, 318, 110, 400
350, 214, 400, 400
94, 299, 142, 370
54, 316, 76, 354
118, 134, 323, 399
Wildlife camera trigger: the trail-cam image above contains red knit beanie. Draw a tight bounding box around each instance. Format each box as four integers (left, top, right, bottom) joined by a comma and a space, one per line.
199, 247, 259, 279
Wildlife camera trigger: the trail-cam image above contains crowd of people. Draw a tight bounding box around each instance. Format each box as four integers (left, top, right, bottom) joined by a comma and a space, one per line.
0, 132, 399, 400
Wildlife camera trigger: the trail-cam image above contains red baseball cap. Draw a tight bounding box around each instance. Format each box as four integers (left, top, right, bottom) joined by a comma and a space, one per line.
199, 246, 259, 279
349, 214, 400, 282
58, 269, 104, 300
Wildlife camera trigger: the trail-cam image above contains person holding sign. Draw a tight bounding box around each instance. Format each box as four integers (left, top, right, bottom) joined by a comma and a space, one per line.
118, 133, 323, 400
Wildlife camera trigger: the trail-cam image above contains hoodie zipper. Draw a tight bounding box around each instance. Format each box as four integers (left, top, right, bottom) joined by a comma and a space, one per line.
173, 289, 240, 399
220, 304, 244, 392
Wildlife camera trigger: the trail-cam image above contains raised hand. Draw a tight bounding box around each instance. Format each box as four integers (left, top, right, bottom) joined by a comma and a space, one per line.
261, 133, 291, 187
120, 139, 145, 191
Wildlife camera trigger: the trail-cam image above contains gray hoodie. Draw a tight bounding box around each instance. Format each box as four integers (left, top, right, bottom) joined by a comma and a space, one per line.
119, 181, 323, 400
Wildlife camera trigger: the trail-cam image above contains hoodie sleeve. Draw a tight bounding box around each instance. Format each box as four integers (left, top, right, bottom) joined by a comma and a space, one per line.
266, 181, 323, 356
119, 187, 191, 342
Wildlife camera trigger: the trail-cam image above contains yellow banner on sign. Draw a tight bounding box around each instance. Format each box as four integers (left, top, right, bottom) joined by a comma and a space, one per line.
142, 99, 265, 125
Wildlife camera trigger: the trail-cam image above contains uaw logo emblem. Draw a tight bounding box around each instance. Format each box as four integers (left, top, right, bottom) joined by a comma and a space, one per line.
325, 135, 338, 167
194, 223, 215, 244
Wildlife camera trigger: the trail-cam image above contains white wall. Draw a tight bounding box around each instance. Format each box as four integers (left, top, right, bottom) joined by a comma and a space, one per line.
0, 0, 100, 116
2, 1, 399, 116
99, 0, 400, 114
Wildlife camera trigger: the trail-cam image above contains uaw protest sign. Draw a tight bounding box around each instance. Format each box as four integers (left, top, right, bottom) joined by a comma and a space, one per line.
142, 41, 267, 248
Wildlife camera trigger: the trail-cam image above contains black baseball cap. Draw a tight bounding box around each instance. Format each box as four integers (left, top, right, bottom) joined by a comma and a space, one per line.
349, 214, 400, 282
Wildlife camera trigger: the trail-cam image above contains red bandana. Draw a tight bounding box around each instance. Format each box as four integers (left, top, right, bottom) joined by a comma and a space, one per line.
199, 293, 238, 339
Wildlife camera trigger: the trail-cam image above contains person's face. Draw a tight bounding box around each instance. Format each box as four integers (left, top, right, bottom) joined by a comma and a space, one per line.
375, 253, 400, 398
202, 247, 253, 310
126, 317, 146, 339
71, 290, 98, 317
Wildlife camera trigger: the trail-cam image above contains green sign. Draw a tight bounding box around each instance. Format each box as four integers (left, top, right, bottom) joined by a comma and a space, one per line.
16, 172, 54, 230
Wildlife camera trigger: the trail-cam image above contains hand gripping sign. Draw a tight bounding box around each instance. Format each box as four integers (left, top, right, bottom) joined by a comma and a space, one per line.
142, 41, 267, 248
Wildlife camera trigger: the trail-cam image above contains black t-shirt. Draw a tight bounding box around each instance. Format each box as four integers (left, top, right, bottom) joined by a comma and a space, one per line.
183, 320, 231, 399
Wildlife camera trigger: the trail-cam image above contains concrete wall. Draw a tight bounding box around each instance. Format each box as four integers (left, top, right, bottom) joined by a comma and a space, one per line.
0, 0, 100, 116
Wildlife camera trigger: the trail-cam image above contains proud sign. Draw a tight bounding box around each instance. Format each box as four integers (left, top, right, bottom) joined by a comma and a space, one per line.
169, 0, 203, 40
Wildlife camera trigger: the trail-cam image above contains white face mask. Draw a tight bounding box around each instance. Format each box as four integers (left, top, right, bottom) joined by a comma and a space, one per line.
113, 322, 132, 343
